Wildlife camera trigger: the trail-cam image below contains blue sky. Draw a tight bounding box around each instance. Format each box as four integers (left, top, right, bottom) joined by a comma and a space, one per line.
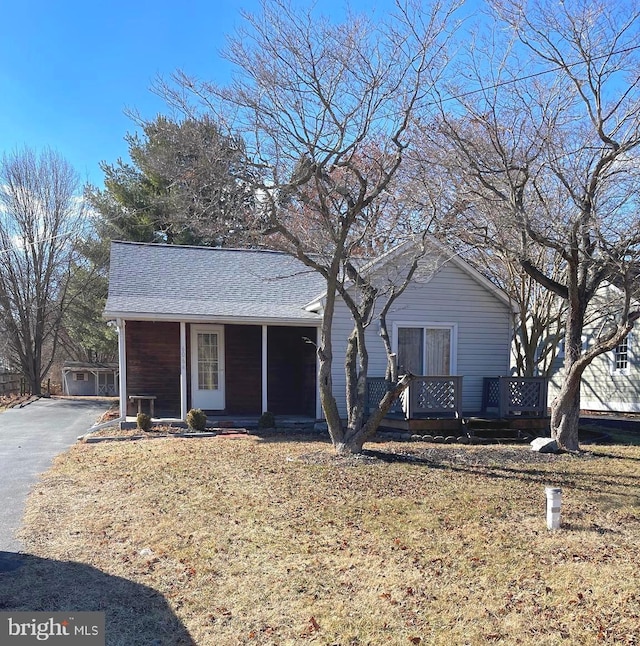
0, 0, 405, 190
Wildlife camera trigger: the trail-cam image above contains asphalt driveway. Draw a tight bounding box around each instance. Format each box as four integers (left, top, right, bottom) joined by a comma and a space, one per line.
0, 397, 111, 552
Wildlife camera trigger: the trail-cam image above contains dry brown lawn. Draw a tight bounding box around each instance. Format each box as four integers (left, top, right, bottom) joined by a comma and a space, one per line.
2, 436, 639, 645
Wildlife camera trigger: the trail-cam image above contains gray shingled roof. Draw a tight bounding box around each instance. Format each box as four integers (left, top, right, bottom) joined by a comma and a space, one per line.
104, 241, 325, 322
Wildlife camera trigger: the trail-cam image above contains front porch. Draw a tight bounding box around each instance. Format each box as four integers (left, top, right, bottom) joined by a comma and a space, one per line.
367, 375, 550, 440
117, 320, 319, 420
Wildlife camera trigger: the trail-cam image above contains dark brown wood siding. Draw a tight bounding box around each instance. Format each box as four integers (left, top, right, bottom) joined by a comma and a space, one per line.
267, 326, 317, 416
225, 324, 262, 414
126, 321, 180, 416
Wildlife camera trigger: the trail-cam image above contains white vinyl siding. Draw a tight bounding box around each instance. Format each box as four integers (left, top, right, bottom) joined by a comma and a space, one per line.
330, 258, 512, 415
549, 320, 638, 412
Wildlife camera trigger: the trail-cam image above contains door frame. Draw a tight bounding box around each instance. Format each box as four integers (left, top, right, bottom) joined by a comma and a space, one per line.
392, 322, 458, 375
190, 324, 225, 410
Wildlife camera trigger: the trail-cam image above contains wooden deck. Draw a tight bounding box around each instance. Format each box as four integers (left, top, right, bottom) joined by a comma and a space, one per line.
368, 375, 550, 441
378, 413, 550, 434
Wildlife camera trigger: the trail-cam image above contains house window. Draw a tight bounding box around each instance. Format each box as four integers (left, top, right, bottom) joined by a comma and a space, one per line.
398, 328, 424, 374
73, 372, 87, 381
613, 337, 630, 374
396, 325, 455, 376
197, 332, 220, 390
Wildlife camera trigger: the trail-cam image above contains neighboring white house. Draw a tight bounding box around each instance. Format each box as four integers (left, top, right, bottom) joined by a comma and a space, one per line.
549, 284, 640, 412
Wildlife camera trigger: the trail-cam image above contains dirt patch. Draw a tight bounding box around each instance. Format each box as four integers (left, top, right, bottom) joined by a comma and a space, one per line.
87, 424, 186, 438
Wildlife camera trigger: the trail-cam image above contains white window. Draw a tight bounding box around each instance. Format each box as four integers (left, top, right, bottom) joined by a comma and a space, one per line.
395, 324, 456, 376
612, 336, 630, 374
73, 372, 87, 381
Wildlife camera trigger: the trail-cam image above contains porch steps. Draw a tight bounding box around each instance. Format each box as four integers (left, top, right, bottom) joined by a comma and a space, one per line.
463, 418, 537, 444
206, 417, 322, 435
467, 429, 535, 443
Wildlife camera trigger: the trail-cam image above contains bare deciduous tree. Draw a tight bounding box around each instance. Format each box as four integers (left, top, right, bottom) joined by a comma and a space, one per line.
430, 0, 640, 450
435, 212, 567, 378
0, 148, 86, 394
155, 0, 460, 454
506, 250, 566, 378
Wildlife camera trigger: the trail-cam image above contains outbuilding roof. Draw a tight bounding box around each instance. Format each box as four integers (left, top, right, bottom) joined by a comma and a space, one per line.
104, 241, 326, 323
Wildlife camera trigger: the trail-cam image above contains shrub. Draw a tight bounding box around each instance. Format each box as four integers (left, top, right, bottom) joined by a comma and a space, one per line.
136, 412, 152, 432
258, 411, 276, 429
186, 408, 207, 432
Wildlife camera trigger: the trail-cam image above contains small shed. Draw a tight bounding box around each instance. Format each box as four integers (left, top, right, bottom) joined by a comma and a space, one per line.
62, 362, 119, 397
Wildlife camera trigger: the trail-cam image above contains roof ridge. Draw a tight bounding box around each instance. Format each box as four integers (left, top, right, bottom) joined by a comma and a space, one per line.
110, 240, 290, 255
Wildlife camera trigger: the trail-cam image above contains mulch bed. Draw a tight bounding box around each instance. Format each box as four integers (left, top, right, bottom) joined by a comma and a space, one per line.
295, 444, 595, 468
84, 424, 251, 442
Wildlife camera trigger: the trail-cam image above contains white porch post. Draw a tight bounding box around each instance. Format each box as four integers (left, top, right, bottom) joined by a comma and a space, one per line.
316, 324, 322, 420
180, 321, 188, 420
117, 318, 127, 418
90, 370, 99, 396
262, 325, 268, 413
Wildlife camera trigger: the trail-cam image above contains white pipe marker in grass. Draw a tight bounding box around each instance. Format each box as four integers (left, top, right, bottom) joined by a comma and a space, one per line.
545, 487, 562, 530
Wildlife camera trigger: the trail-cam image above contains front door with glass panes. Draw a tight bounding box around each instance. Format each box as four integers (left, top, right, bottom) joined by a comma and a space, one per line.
396, 326, 453, 376
191, 325, 225, 409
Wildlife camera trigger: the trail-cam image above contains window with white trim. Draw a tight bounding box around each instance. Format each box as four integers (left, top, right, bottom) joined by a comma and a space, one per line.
396, 325, 455, 376
613, 336, 630, 374
73, 372, 87, 381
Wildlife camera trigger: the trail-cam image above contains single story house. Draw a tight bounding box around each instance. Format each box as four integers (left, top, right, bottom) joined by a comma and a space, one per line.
104, 240, 530, 422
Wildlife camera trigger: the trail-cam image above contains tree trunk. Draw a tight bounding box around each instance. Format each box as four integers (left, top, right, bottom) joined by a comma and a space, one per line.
344, 321, 371, 445
30, 379, 42, 396
334, 374, 413, 455
317, 278, 345, 448
334, 437, 365, 455
549, 300, 585, 452
26, 356, 41, 396
549, 375, 581, 451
